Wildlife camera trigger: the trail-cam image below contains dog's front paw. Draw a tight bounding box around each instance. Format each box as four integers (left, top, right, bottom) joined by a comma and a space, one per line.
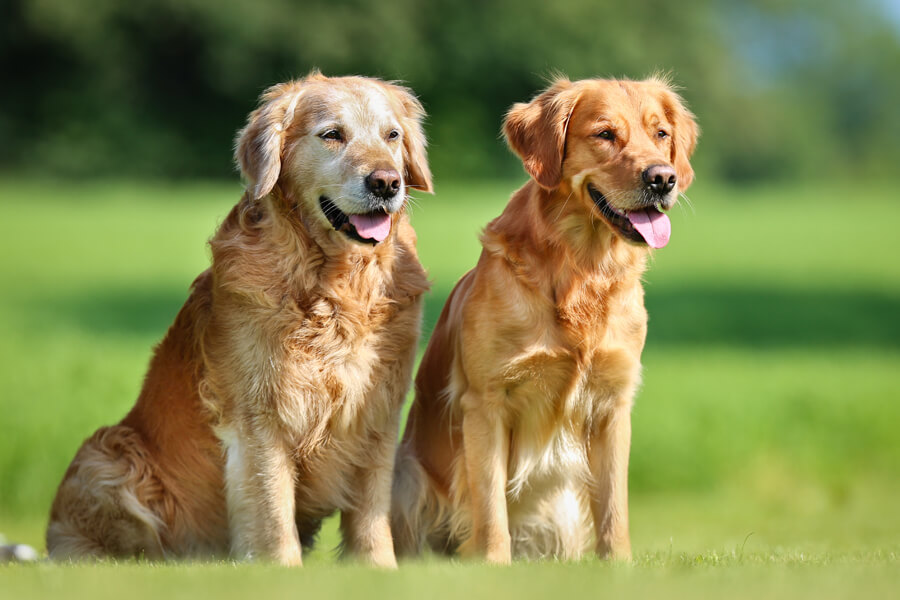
596, 538, 632, 562
277, 548, 303, 567
483, 531, 512, 565
235, 542, 303, 566
367, 550, 398, 569
484, 547, 512, 565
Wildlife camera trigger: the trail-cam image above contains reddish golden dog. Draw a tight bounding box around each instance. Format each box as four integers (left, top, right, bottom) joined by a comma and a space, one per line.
47, 72, 432, 566
391, 77, 698, 563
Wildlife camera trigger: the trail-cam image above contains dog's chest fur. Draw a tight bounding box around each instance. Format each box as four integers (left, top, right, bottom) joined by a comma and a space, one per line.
279, 294, 398, 510
208, 201, 427, 513
498, 263, 647, 501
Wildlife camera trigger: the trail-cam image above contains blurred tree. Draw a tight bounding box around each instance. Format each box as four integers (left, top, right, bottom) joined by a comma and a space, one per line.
0, 0, 897, 182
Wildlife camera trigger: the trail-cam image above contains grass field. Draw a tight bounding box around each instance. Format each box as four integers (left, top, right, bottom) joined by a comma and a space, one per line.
0, 177, 898, 596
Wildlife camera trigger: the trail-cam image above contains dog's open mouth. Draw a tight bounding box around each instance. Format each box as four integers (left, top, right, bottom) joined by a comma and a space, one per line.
319, 196, 392, 245
588, 186, 671, 249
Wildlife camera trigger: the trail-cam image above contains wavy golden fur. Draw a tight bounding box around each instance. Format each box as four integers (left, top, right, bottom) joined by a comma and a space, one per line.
391, 77, 698, 563
47, 72, 432, 566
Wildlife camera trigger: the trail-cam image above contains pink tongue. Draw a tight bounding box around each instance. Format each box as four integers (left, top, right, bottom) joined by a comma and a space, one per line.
348, 212, 391, 242
627, 208, 671, 249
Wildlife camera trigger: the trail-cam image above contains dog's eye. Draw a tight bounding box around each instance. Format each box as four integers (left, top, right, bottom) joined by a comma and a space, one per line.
595, 130, 615, 141
657, 130, 669, 139
320, 129, 343, 142
387, 129, 400, 141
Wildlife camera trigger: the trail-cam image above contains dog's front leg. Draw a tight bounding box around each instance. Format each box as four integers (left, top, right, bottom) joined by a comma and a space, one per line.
340, 417, 399, 569
587, 406, 633, 561
461, 390, 511, 564
224, 428, 302, 565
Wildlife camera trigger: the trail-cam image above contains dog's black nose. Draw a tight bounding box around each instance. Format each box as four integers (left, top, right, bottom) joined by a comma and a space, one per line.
642, 165, 677, 195
365, 169, 401, 199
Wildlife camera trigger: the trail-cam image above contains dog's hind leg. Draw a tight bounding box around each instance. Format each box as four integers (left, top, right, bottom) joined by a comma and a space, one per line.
46, 426, 169, 560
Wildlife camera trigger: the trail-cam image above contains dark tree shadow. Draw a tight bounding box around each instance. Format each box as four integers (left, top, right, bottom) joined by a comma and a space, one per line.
32, 287, 190, 338
644, 285, 900, 349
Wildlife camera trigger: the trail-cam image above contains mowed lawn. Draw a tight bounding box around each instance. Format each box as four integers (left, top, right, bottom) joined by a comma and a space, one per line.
0, 178, 898, 596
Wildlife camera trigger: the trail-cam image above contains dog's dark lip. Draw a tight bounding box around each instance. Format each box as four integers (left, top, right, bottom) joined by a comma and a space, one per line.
318, 196, 388, 245
587, 185, 647, 245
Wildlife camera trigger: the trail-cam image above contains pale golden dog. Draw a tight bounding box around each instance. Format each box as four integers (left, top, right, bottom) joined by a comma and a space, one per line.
47, 72, 432, 566
391, 77, 698, 563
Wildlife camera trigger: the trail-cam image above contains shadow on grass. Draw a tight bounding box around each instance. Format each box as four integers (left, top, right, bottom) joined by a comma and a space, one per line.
643, 286, 900, 349
31, 288, 189, 339
27, 283, 900, 350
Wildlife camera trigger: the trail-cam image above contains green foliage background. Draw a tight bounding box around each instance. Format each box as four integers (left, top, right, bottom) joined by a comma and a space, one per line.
2, 0, 899, 181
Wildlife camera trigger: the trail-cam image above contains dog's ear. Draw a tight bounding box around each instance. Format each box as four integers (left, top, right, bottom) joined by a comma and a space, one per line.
503, 78, 580, 190
385, 83, 433, 193
234, 81, 305, 200
659, 85, 699, 192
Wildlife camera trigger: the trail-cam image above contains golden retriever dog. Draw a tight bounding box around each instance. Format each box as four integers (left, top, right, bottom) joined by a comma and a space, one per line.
391, 77, 697, 563
46, 72, 432, 567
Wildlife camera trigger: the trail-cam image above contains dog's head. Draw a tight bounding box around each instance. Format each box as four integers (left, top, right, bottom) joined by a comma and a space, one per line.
503, 77, 698, 249
235, 72, 432, 246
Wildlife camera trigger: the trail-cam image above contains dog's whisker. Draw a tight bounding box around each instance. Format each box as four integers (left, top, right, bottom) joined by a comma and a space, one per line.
678, 191, 695, 214
405, 195, 424, 211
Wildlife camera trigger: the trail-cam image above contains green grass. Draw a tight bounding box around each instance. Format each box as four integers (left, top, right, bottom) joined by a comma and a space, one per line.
3, 557, 900, 600
1, 178, 898, 595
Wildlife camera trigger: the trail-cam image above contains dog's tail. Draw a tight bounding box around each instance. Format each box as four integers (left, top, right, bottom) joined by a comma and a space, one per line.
391, 443, 460, 557
390, 444, 428, 557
